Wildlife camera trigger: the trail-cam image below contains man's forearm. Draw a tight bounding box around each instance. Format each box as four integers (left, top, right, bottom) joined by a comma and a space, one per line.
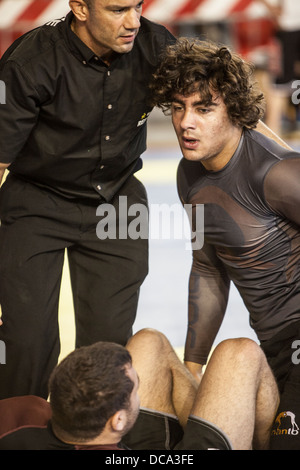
184, 361, 204, 383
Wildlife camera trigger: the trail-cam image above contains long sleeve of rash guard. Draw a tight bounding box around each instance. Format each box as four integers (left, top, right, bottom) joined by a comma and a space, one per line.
177, 160, 231, 364
264, 158, 300, 228
184, 235, 231, 365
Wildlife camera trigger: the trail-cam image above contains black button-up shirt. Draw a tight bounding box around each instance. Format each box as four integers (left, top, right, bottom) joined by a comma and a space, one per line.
0, 12, 175, 201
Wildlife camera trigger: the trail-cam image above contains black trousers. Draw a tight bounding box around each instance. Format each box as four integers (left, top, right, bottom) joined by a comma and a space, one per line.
0, 174, 148, 399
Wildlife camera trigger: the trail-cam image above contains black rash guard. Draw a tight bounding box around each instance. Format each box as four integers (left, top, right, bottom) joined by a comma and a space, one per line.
177, 129, 300, 365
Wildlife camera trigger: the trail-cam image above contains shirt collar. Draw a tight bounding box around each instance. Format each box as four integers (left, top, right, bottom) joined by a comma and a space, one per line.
63, 11, 100, 65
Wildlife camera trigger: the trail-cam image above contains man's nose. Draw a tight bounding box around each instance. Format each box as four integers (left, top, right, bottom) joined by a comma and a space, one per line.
124, 9, 141, 30
181, 110, 197, 130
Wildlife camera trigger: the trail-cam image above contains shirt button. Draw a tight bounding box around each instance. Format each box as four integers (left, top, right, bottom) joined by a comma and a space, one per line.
82, 60, 87, 65
107, 71, 111, 76
97, 185, 102, 190
100, 165, 105, 170
105, 136, 110, 141
107, 104, 112, 110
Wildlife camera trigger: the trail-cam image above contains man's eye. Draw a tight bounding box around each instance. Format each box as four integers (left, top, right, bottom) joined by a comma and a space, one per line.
113, 2, 143, 14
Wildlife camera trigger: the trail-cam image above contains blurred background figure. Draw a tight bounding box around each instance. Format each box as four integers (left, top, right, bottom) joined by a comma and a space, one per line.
257, 0, 300, 139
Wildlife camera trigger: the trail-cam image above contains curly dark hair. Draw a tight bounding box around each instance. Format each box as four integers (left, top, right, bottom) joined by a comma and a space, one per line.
150, 38, 265, 129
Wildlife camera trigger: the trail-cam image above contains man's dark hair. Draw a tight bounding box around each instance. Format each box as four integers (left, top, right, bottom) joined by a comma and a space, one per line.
150, 38, 265, 129
48, 342, 134, 442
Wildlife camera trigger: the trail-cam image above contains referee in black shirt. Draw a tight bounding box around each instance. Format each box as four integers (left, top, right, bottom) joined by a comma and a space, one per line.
0, 0, 175, 399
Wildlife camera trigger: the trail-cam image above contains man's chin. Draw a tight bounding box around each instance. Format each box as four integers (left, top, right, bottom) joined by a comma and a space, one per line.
116, 35, 138, 54
182, 150, 202, 162
114, 43, 135, 55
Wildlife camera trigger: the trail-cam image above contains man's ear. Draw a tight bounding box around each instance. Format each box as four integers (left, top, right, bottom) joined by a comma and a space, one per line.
110, 410, 127, 432
69, 0, 89, 22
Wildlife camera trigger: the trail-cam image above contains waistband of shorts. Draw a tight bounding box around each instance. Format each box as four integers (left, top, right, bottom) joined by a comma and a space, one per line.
139, 408, 233, 450
139, 407, 179, 423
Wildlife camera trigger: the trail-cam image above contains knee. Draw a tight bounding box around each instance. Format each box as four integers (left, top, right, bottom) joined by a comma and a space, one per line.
213, 337, 262, 365
127, 328, 171, 357
129, 327, 167, 346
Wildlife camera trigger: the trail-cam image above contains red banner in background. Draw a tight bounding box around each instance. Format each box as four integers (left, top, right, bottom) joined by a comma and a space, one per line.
0, 0, 275, 58
0, 0, 271, 29
16, 0, 54, 22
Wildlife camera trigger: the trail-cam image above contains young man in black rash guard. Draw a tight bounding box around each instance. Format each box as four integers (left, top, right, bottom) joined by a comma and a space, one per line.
0, 0, 175, 400
151, 38, 300, 450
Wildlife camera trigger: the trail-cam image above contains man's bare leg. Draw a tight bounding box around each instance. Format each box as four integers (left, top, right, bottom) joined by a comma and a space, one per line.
126, 328, 198, 427
190, 338, 280, 450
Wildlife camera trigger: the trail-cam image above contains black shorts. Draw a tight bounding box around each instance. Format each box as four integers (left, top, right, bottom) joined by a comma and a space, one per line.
122, 408, 232, 451
269, 365, 300, 450
261, 321, 300, 450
